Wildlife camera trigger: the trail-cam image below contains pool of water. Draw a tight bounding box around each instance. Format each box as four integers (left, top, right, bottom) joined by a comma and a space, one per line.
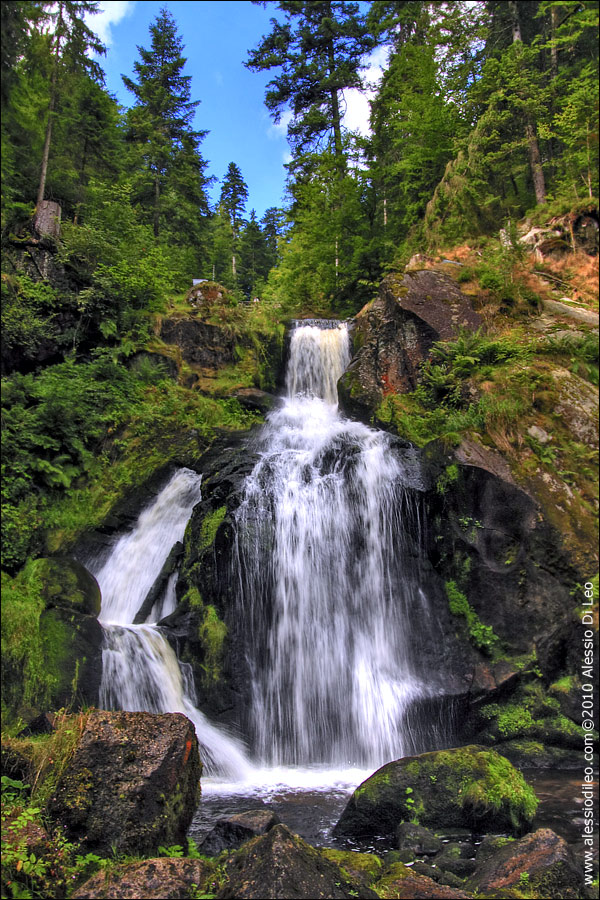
189, 766, 596, 860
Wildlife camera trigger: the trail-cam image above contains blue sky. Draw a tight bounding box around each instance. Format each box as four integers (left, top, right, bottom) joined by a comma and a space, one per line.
88, 1, 383, 219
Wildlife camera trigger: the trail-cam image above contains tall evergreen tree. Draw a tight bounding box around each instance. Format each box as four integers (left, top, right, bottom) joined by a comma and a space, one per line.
238, 209, 270, 298
35, 1, 106, 209
219, 162, 249, 276
122, 8, 210, 240
246, 1, 374, 172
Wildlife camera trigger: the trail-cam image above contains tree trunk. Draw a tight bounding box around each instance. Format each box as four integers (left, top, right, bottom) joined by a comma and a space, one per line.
153, 176, 160, 238
36, 9, 63, 210
525, 123, 547, 206
509, 0, 546, 206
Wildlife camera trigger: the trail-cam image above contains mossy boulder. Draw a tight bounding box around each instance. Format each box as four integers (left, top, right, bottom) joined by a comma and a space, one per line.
334, 745, 538, 839
38, 605, 103, 709
216, 823, 379, 899
467, 827, 588, 898
35, 556, 101, 615
48, 710, 201, 856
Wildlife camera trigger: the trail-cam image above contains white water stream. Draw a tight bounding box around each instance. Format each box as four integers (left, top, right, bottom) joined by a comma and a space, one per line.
92, 469, 252, 778
91, 320, 447, 799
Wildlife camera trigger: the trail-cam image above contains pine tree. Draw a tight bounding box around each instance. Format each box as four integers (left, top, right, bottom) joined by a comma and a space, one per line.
239, 210, 270, 299
35, 1, 106, 210
122, 8, 210, 240
219, 162, 249, 276
246, 1, 374, 171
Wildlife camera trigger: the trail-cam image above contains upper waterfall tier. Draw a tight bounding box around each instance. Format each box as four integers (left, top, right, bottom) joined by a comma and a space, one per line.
286, 320, 350, 404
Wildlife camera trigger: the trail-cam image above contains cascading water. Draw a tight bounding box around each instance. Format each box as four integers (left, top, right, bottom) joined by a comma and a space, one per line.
90, 468, 252, 777
233, 321, 446, 770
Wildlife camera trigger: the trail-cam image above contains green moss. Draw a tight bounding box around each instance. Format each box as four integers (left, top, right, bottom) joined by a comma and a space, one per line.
445, 580, 500, 655
321, 849, 382, 886
198, 606, 227, 683
460, 752, 539, 829
199, 506, 227, 553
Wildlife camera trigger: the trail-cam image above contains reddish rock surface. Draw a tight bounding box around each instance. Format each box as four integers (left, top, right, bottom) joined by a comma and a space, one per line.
48, 710, 201, 856
73, 858, 213, 899
467, 827, 587, 898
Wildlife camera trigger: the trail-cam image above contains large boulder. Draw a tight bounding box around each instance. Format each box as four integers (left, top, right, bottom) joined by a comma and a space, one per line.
48, 710, 201, 856
467, 827, 587, 898
73, 858, 214, 899
160, 317, 237, 369
334, 745, 538, 839
216, 823, 379, 899
338, 270, 481, 419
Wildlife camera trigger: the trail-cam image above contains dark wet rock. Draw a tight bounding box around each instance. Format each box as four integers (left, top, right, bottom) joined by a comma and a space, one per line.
467, 827, 586, 898
72, 858, 214, 899
434, 842, 477, 878
1, 738, 34, 784
396, 822, 443, 856
338, 270, 481, 419
199, 808, 281, 855
411, 862, 467, 889
216, 823, 378, 899
233, 387, 278, 413
161, 317, 237, 369
374, 862, 471, 899
48, 710, 201, 856
133, 542, 183, 624
334, 745, 538, 839
17, 711, 56, 737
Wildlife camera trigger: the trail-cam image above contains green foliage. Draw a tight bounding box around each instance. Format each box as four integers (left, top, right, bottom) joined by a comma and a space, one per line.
445, 580, 500, 655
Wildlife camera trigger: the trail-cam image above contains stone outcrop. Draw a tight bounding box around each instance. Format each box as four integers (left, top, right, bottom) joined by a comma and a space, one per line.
334, 745, 538, 838
338, 270, 481, 419
199, 808, 281, 856
73, 858, 214, 899
216, 823, 379, 899
48, 710, 201, 856
467, 827, 587, 898
160, 317, 237, 369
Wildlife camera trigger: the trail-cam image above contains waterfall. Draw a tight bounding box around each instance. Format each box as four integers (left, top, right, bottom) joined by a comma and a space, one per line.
234, 320, 445, 769
91, 468, 252, 778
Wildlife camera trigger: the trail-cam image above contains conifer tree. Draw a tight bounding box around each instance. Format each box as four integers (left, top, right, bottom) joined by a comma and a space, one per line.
35, 1, 105, 210
246, 1, 374, 171
123, 8, 210, 240
219, 162, 249, 276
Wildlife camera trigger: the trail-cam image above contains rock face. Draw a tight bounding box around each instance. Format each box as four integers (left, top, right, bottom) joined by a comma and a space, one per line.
467, 827, 586, 898
160, 317, 237, 369
29, 557, 104, 710
338, 270, 481, 419
334, 745, 538, 838
217, 823, 379, 899
199, 808, 281, 855
73, 858, 213, 900
48, 710, 201, 856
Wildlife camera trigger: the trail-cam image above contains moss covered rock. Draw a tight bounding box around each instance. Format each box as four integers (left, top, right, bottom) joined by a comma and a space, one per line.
467, 827, 588, 898
334, 745, 538, 839
35, 556, 101, 616
48, 710, 201, 856
374, 862, 471, 899
217, 824, 379, 899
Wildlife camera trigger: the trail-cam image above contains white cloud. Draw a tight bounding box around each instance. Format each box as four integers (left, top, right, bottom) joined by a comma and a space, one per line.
89, 1, 135, 48
342, 45, 390, 137
268, 109, 293, 139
